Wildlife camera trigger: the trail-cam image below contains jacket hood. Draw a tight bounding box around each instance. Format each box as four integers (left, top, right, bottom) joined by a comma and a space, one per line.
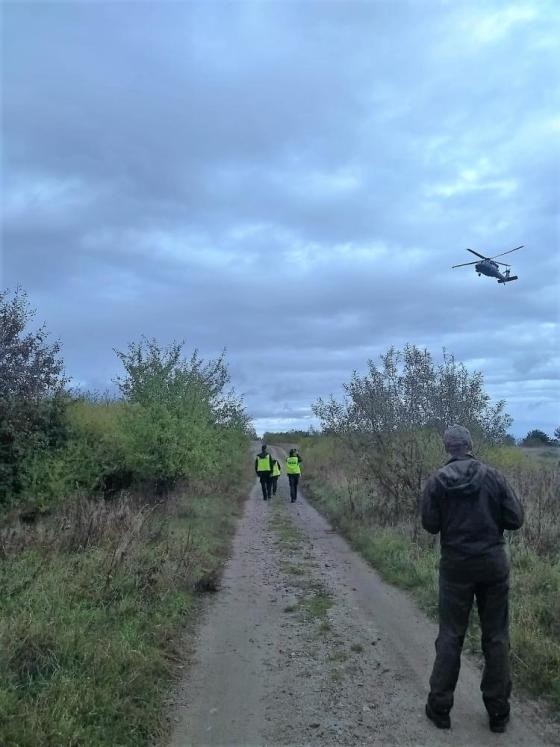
436, 457, 486, 498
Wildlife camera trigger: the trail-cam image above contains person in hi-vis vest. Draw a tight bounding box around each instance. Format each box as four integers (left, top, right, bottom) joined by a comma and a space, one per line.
255, 444, 273, 500
285, 448, 302, 503
271, 458, 281, 496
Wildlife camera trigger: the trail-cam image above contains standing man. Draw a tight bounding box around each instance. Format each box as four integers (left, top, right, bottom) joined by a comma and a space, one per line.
255, 444, 273, 500
285, 448, 302, 503
422, 425, 524, 733
270, 458, 281, 496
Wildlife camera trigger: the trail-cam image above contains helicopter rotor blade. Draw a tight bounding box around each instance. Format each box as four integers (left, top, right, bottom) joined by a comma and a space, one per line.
452, 261, 479, 268
490, 245, 524, 260
496, 261, 511, 267
466, 248, 488, 260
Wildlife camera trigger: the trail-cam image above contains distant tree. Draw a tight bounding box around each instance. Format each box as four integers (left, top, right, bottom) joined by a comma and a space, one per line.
554, 426, 560, 443
522, 429, 552, 447
0, 288, 68, 504
263, 429, 309, 444
502, 433, 516, 446
314, 345, 511, 444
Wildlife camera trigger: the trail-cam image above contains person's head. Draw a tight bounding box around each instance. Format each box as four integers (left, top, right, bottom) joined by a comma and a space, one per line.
443, 425, 473, 457
289, 448, 297, 456
261, 443, 267, 452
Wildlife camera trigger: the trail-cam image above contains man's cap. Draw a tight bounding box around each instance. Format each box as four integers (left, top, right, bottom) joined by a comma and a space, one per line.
261, 443, 267, 450
443, 425, 473, 450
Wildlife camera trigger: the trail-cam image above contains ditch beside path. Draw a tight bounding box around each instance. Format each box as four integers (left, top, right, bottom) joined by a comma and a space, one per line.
169, 448, 558, 746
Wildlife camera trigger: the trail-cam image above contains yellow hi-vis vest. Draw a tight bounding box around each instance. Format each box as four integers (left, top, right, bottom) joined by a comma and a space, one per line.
257, 454, 271, 472
272, 461, 281, 477
285, 456, 301, 475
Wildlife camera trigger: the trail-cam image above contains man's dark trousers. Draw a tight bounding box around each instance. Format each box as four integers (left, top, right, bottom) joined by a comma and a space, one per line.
258, 474, 272, 500
271, 476, 279, 495
428, 553, 511, 719
288, 474, 299, 502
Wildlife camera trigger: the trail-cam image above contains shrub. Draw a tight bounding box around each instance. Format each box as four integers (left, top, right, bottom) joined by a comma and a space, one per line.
114, 338, 251, 493
1, 327, 252, 514
0, 289, 68, 507
522, 429, 553, 447
313, 345, 513, 529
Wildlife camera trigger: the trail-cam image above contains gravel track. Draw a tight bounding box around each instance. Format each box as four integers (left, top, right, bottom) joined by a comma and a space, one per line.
169, 447, 558, 747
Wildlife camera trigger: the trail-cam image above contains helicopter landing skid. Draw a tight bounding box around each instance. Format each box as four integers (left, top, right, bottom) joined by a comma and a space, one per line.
497, 275, 518, 283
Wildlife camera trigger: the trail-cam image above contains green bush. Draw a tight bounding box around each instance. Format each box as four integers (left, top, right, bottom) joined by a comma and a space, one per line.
0, 289, 68, 508
2, 335, 252, 514
16, 400, 131, 510
114, 338, 251, 494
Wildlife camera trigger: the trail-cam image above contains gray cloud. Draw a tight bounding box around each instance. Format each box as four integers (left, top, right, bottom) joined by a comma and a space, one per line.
2, 0, 559, 438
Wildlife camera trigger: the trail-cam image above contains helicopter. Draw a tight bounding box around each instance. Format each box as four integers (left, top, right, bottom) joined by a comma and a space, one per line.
452, 245, 524, 283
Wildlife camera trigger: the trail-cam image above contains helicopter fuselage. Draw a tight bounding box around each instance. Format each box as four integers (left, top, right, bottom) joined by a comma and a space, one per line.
475, 259, 500, 278
475, 259, 517, 283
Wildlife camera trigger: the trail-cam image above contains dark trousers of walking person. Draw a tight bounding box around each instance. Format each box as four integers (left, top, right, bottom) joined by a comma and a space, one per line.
288, 474, 299, 502
258, 474, 272, 500
428, 553, 512, 720
271, 475, 279, 496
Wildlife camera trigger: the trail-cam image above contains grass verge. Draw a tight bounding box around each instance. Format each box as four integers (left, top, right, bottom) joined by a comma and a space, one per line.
0, 480, 247, 746
304, 476, 560, 714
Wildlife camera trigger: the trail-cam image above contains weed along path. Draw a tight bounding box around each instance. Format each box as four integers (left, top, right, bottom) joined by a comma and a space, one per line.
169, 448, 558, 747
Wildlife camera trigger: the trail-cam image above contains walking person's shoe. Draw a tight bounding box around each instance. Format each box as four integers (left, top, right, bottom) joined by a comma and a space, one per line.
489, 713, 510, 733
425, 703, 451, 730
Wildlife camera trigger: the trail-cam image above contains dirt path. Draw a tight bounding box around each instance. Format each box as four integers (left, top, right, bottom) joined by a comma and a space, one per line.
170, 448, 558, 746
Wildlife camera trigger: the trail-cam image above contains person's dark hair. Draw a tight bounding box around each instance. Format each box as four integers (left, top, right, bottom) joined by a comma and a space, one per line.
261, 443, 267, 451
443, 425, 473, 452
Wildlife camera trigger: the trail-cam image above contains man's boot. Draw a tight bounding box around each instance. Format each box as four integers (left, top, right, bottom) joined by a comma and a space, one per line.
425, 703, 451, 730
489, 713, 510, 733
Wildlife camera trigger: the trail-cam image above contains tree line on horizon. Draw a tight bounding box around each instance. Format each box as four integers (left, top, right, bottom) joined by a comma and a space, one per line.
1, 287, 557, 514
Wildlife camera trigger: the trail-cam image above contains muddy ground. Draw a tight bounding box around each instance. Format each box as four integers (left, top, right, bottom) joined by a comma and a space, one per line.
169, 447, 558, 746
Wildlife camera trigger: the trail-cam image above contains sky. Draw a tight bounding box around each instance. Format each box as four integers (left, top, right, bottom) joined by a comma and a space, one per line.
2, 0, 559, 438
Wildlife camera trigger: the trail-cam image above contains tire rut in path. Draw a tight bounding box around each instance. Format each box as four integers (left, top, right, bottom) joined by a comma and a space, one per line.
170, 462, 558, 746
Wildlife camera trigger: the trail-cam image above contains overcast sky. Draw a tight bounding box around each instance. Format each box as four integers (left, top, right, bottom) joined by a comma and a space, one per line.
2, 0, 559, 437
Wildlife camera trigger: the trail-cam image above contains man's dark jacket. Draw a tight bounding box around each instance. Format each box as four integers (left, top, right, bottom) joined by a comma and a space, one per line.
421, 456, 524, 559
